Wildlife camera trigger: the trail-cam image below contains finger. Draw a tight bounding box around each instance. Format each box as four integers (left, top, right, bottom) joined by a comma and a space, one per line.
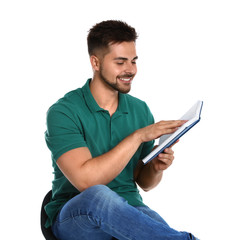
158, 151, 174, 161
156, 156, 173, 166
163, 141, 179, 152
158, 120, 187, 128
169, 139, 179, 148
163, 147, 174, 154
156, 121, 187, 135
159, 127, 181, 136
149, 120, 186, 141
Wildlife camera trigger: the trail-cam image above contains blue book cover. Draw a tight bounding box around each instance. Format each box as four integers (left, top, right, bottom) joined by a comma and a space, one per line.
142, 101, 203, 165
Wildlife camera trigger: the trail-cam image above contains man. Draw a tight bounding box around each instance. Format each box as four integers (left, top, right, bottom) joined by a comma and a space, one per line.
45, 20, 199, 240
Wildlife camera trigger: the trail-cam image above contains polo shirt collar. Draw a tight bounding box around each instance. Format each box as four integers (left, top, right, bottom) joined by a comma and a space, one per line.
82, 79, 129, 115
82, 79, 102, 113
117, 93, 128, 114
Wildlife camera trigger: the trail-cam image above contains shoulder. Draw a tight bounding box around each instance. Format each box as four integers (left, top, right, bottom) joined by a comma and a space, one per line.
48, 88, 83, 114
46, 88, 85, 127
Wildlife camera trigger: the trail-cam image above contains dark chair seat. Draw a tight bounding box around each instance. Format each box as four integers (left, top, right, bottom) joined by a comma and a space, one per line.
41, 190, 58, 240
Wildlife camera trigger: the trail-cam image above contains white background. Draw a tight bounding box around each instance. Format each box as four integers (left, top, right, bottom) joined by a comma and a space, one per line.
1, 0, 234, 239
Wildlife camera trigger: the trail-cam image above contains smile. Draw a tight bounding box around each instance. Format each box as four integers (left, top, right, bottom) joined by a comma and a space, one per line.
117, 76, 134, 83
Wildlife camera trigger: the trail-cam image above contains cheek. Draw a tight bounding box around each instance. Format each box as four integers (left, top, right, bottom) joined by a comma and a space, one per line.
104, 63, 119, 75
108, 69, 120, 79
110, 66, 124, 77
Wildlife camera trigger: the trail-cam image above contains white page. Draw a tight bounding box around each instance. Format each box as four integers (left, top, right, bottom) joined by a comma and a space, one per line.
142, 101, 203, 164
159, 101, 201, 145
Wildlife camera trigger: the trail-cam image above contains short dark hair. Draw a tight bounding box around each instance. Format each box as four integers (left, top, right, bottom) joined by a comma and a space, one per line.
87, 20, 138, 56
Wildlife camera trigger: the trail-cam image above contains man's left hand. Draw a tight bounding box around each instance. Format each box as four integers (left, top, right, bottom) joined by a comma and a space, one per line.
151, 140, 179, 172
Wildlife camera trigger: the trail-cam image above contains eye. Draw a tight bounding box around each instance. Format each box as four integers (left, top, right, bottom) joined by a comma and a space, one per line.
116, 62, 124, 65
132, 61, 136, 65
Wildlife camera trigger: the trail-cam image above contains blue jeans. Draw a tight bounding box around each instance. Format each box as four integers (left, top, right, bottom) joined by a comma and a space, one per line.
52, 185, 198, 240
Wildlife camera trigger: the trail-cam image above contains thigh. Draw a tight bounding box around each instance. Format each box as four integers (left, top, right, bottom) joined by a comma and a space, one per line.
52, 186, 191, 240
52, 185, 116, 240
52, 217, 113, 240
134, 205, 169, 226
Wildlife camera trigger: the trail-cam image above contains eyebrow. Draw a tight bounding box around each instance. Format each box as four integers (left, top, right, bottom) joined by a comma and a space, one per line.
113, 56, 138, 61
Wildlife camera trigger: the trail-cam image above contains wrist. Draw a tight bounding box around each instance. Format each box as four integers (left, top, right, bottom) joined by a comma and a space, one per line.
150, 161, 163, 175
133, 129, 144, 145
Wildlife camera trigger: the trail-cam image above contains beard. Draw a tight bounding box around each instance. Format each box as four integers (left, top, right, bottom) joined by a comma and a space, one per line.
99, 67, 134, 94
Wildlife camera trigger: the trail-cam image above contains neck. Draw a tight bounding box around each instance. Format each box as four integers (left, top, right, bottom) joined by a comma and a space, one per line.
89, 77, 119, 116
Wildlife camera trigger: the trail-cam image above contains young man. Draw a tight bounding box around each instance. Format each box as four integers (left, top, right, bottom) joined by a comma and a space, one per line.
45, 20, 199, 240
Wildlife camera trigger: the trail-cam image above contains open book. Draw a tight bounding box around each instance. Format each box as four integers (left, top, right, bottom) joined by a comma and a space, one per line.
142, 100, 203, 165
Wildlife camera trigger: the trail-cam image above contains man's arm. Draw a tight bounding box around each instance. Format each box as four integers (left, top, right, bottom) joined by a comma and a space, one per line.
56, 120, 185, 192
134, 144, 177, 191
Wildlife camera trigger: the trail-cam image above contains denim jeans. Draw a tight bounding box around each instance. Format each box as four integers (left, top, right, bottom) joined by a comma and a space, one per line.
52, 185, 198, 240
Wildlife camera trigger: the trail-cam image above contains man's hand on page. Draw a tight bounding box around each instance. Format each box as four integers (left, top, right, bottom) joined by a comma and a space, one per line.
137, 120, 186, 143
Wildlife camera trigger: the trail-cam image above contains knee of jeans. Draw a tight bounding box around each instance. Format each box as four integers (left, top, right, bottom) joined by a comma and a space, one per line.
78, 185, 113, 210
82, 185, 124, 207
82, 185, 127, 215
81, 185, 113, 201
84, 184, 110, 195
87, 184, 109, 191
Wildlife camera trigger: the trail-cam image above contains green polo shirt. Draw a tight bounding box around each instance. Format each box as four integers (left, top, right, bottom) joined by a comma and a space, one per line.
44, 79, 154, 227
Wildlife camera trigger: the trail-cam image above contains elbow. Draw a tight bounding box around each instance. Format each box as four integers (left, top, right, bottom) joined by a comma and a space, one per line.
76, 185, 87, 193
136, 181, 151, 192
140, 185, 153, 192
75, 181, 92, 192
74, 179, 102, 193
137, 180, 159, 192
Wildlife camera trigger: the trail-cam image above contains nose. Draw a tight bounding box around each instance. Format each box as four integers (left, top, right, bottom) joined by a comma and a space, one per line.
125, 61, 137, 75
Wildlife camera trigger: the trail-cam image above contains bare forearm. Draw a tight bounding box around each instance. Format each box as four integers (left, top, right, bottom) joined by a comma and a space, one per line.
136, 162, 163, 191
77, 131, 143, 191
57, 120, 185, 192
80, 121, 180, 190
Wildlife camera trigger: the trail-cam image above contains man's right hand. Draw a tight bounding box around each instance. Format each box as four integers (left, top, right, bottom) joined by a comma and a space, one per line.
136, 120, 187, 143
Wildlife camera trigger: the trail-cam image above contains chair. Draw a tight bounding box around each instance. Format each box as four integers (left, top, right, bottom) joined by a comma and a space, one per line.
41, 190, 58, 240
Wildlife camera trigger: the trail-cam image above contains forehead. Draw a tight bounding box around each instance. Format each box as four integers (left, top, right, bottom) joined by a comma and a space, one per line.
106, 41, 137, 59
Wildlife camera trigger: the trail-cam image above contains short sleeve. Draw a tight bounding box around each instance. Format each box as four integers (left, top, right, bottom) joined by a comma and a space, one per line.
45, 104, 87, 162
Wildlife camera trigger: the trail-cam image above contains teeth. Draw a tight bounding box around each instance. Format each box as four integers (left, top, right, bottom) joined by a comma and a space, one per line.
119, 77, 132, 82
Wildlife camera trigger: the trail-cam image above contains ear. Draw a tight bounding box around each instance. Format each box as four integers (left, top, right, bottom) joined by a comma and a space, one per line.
90, 55, 100, 71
